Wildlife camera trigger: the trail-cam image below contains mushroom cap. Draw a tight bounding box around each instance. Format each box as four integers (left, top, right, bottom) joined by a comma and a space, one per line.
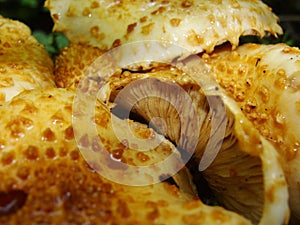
203, 43, 300, 222
54, 43, 289, 224
0, 16, 55, 104
55, 43, 104, 89
0, 87, 254, 225
102, 64, 289, 225
45, 0, 282, 53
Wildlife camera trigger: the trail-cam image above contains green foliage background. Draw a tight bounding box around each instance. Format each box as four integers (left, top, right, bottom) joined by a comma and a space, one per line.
0, 0, 299, 57
0, 0, 69, 57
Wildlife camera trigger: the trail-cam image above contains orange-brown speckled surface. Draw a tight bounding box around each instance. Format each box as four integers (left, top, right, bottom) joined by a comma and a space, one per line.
55, 43, 104, 89
0, 88, 255, 225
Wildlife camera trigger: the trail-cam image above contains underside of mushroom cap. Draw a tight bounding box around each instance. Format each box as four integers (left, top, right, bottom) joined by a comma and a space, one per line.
0, 17, 55, 104
0, 87, 256, 225
203, 43, 300, 223
53, 43, 290, 224
99, 63, 289, 225
45, 0, 282, 53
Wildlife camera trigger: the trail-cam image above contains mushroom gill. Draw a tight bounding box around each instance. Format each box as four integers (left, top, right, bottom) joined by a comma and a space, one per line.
0, 16, 56, 104
54, 43, 289, 224
203, 43, 300, 223
97, 62, 288, 225
45, 0, 282, 53
0, 87, 255, 225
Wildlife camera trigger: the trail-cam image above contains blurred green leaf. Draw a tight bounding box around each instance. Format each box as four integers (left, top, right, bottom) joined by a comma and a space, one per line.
55, 33, 70, 50
33, 31, 69, 58
20, 0, 39, 8
33, 31, 54, 46
45, 45, 57, 55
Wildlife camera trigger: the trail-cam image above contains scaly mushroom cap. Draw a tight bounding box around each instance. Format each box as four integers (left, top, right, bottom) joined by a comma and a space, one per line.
0, 16, 55, 104
203, 43, 300, 222
54, 44, 289, 225
55, 43, 104, 89
45, 0, 282, 53
0, 87, 255, 225
102, 64, 289, 225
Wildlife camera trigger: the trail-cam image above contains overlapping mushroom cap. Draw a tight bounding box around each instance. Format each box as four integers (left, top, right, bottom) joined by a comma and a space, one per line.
0, 16, 55, 104
103, 64, 290, 225
202, 43, 300, 222
53, 43, 289, 225
1, 0, 297, 224
45, 0, 282, 53
0, 87, 256, 225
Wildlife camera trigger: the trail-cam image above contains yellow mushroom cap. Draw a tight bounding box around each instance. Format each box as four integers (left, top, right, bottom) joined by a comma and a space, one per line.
204, 43, 300, 222
45, 0, 282, 53
0, 87, 256, 225
0, 16, 56, 104
54, 43, 290, 225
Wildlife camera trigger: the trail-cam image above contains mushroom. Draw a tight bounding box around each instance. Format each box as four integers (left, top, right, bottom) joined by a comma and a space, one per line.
0, 18, 257, 224
0, 16, 56, 104
202, 43, 300, 223
103, 61, 290, 225
53, 43, 289, 224
45, 0, 282, 53
0, 87, 254, 225
0, 0, 296, 224
55, 43, 105, 89
46, 0, 295, 224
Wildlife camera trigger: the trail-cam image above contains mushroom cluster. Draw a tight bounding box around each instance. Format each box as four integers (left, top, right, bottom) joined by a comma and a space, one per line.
0, 0, 299, 225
